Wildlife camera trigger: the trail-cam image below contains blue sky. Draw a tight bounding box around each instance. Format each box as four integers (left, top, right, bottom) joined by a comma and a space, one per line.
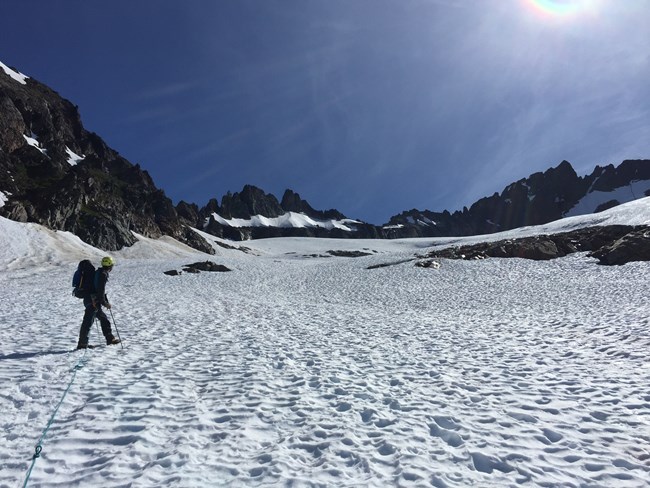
2, 0, 649, 223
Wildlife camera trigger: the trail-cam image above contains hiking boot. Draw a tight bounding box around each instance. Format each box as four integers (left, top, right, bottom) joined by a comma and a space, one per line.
107, 337, 121, 345
76, 343, 96, 350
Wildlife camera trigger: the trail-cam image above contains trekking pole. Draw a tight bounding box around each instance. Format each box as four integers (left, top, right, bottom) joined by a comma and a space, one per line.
95, 316, 101, 342
108, 308, 124, 349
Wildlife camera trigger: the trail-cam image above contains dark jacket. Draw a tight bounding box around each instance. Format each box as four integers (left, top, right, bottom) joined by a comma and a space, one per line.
93, 268, 110, 307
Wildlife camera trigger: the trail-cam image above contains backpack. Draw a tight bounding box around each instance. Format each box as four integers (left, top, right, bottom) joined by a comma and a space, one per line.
72, 260, 96, 298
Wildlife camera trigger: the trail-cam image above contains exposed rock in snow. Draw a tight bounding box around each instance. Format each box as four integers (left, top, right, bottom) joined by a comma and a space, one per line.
590, 227, 650, 265
421, 224, 650, 265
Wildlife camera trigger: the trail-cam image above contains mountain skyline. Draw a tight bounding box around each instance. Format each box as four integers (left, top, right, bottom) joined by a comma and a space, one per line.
2, 0, 649, 224
2, 57, 648, 231
2, 57, 649, 250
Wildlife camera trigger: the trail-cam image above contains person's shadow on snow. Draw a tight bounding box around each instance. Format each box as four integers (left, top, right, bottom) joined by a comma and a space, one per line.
0, 350, 70, 360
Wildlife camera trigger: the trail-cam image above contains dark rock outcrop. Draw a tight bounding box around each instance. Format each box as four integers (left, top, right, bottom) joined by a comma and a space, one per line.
367, 258, 418, 269
0, 63, 213, 253
589, 228, 650, 265
165, 264, 234, 275
327, 250, 374, 258
420, 225, 650, 265
183, 261, 232, 272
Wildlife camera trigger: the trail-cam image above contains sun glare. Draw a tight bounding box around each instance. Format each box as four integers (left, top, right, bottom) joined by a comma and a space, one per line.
526, 0, 596, 18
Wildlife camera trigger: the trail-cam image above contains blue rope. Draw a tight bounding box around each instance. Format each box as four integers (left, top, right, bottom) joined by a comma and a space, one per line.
23, 348, 88, 488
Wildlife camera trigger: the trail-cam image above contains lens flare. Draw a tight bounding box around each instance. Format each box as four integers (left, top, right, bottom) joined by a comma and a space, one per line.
527, 0, 586, 17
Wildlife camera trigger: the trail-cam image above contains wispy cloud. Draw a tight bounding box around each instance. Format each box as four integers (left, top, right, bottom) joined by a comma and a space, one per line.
182, 129, 251, 163
133, 80, 201, 101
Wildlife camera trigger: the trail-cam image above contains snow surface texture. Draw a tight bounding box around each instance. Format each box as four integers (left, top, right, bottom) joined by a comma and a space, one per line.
1, 199, 650, 487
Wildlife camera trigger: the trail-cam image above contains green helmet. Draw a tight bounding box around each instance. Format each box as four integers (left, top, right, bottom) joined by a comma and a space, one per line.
101, 256, 115, 267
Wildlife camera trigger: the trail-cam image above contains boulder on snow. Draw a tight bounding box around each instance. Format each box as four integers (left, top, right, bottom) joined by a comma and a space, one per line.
589, 228, 650, 265
502, 238, 562, 261
415, 259, 441, 269
164, 269, 181, 276
183, 261, 232, 272
327, 250, 374, 258
426, 236, 566, 261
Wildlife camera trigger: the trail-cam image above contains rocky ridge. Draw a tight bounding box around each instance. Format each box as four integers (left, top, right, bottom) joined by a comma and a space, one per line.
195, 160, 650, 241
385, 160, 650, 238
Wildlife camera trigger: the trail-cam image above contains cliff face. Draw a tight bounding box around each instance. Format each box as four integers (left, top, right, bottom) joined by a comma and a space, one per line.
0, 63, 213, 253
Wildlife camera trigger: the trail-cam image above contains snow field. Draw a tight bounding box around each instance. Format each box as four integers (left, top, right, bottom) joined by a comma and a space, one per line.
1, 244, 649, 487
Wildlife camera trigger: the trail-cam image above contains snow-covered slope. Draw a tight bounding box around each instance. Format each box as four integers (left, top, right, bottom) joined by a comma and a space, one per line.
1, 199, 649, 487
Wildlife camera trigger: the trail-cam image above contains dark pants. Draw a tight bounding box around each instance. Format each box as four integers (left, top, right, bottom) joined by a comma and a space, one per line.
78, 298, 115, 346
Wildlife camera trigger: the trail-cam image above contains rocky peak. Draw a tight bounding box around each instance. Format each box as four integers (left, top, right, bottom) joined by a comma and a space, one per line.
218, 185, 284, 219
0, 62, 213, 253
588, 160, 650, 193
280, 189, 346, 221
176, 200, 200, 227
197, 185, 369, 241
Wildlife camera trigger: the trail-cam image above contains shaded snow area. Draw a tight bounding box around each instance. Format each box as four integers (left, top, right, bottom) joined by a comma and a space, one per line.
0, 60, 29, 84
1, 199, 650, 487
565, 181, 650, 218
211, 212, 359, 231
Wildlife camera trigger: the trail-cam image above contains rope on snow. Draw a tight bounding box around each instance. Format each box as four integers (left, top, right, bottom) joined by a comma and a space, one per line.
22, 345, 89, 487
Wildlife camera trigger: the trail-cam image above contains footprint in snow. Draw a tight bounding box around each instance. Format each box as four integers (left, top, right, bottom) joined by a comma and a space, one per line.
433, 415, 460, 430
471, 452, 514, 474
429, 423, 464, 448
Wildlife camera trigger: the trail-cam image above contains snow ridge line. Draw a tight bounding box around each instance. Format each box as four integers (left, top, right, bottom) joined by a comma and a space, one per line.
22, 348, 89, 488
